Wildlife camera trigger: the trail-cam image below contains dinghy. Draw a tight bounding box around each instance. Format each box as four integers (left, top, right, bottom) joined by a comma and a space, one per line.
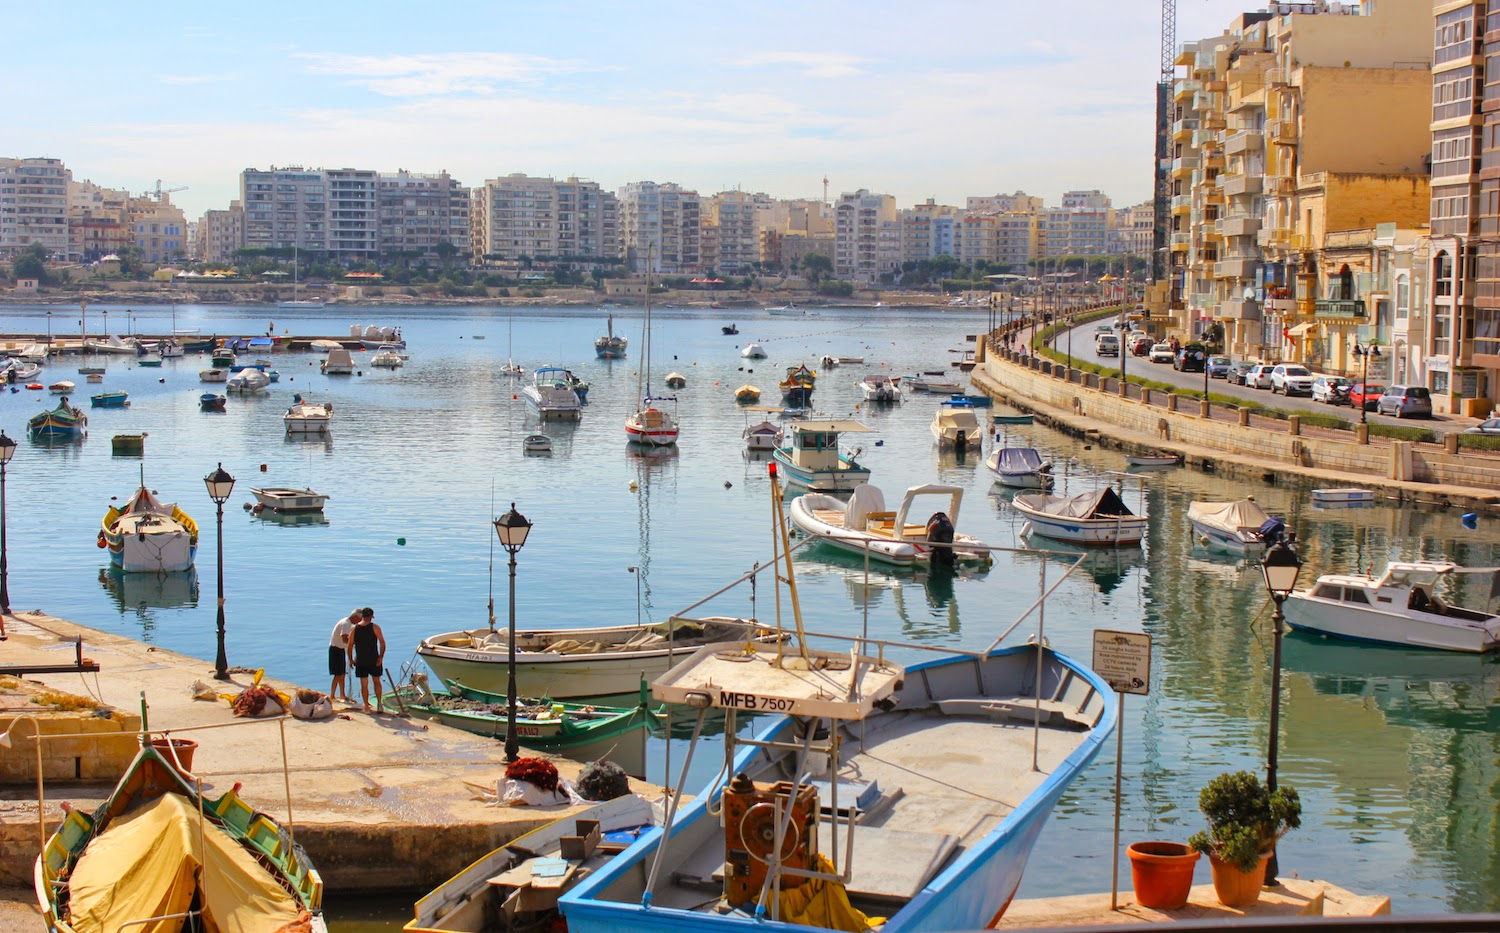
1187, 498, 1283, 553
1012, 487, 1148, 546
789, 483, 994, 568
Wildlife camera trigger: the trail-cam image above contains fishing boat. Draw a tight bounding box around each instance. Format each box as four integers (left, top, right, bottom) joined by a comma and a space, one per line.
741, 343, 768, 359
75, 366, 106, 376
160, 337, 185, 359
226, 368, 271, 392
384, 676, 655, 773
722, 323, 739, 335
626, 267, 680, 447
1011, 487, 1149, 546
986, 447, 1054, 489
778, 364, 817, 408
100, 482, 199, 572
524, 434, 553, 453
405, 796, 656, 933
743, 421, 783, 451
211, 348, 237, 368
320, 348, 355, 375
284, 397, 333, 434
199, 369, 228, 383
416, 616, 781, 701
789, 483, 995, 568
27, 397, 88, 438
49, 380, 76, 395
856, 373, 901, 402
993, 413, 1035, 425
1311, 488, 1376, 505
86, 374, 103, 384
137, 352, 163, 368
818, 354, 841, 368
559, 467, 1116, 933
525, 367, 585, 421
946, 393, 992, 407
200, 393, 227, 412
905, 374, 963, 394
931, 400, 982, 452
735, 384, 761, 403
1285, 561, 1500, 653
1187, 498, 1283, 553
772, 420, 873, 491
369, 345, 404, 368
596, 311, 629, 359
35, 740, 324, 933
249, 486, 330, 513
1126, 454, 1180, 468
89, 391, 129, 408
85, 335, 139, 355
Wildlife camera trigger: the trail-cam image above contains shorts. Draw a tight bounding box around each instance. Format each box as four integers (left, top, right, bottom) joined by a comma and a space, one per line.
355, 660, 383, 679
328, 646, 346, 676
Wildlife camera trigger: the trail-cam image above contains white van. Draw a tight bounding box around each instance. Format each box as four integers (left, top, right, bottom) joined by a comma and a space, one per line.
1096, 333, 1120, 357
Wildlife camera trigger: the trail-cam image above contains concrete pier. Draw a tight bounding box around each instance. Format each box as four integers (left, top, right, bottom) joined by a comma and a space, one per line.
0, 611, 664, 901
996, 879, 1391, 927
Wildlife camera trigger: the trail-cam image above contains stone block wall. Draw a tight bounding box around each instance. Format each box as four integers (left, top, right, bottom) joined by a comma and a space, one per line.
0, 710, 142, 784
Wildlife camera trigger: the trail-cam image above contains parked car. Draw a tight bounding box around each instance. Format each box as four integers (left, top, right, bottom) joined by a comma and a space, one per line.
1348, 382, 1385, 412
1311, 375, 1352, 405
1227, 361, 1256, 385
1463, 418, 1500, 435
1270, 364, 1315, 396
1149, 343, 1175, 364
1131, 334, 1154, 356
1174, 343, 1208, 373
1246, 364, 1277, 389
1375, 384, 1433, 419
1207, 355, 1233, 379
1095, 324, 1115, 336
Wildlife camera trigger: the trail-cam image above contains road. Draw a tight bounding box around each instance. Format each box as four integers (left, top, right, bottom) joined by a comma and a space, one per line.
1044, 321, 1481, 434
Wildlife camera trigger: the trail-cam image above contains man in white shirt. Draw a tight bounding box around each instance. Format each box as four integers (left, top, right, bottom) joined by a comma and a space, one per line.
328, 609, 360, 702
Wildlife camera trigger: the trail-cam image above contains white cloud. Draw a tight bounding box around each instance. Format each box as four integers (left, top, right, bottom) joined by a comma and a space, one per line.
298, 52, 590, 97
733, 52, 868, 79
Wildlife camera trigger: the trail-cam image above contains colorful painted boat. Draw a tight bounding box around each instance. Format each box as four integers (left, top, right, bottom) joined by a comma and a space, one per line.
89, 391, 129, 408
27, 397, 88, 437
100, 484, 199, 573
36, 740, 323, 933
771, 420, 873, 491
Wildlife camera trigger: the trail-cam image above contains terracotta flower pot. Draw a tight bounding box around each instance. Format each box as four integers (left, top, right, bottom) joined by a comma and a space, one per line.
1127, 842, 1200, 909
1208, 852, 1271, 908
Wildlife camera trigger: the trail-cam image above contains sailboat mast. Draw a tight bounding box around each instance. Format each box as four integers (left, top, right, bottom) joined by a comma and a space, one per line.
637, 244, 654, 404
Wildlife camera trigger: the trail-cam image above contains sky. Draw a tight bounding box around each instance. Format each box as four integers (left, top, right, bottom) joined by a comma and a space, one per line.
5, 0, 1257, 220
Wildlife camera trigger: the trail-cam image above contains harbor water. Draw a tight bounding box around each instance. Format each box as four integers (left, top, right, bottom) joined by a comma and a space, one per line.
4, 302, 1499, 920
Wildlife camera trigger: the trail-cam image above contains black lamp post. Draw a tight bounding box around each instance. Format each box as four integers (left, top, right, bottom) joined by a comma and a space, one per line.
494, 503, 533, 763
1352, 343, 1381, 425
204, 463, 235, 679
1260, 532, 1302, 884
0, 431, 14, 636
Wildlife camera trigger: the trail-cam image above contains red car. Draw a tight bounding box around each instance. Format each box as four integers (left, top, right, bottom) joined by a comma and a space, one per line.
1349, 382, 1385, 412
1130, 334, 1153, 356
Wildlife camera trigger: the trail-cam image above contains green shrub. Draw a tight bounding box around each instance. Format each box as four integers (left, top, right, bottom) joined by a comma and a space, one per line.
1458, 433, 1500, 451
1293, 411, 1352, 431
1187, 771, 1301, 872
1369, 424, 1437, 444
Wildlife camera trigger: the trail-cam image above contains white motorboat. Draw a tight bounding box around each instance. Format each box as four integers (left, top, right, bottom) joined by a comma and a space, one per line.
199, 369, 228, 383
857, 373, 901, 402
931, 401, 982, 452
284, 397, 333, 434
523, 434, 553, 452
771, 419, 873, 491
321, 347, 355, 375
310, 339, 343, 354
986, 447, 1054, 489
160, 338, 184, 359
742, 420, 782, 451
1187, 498, 1283, 553
416, 616, 782, 700
1, 360, 42, 382
741, 342, 768, 359
101, 485, 198, 573
86, 335, 139, 355
1285, 561, 1500, 653
13, 343, 49, 363
49, 380, 76, 395
249, 486, 329, 513
1012, 487, 1148, 545
905, 374, 963, 393
524, 366, 584, 421
1311, 488, 1376, 505
226, 368, 270, 392
789, 483, 995, 568
369, 345, 404, 367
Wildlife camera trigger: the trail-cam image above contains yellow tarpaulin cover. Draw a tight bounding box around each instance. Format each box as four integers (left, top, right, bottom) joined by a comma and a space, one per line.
67, 793, 301, 933
770, 854, 886, 932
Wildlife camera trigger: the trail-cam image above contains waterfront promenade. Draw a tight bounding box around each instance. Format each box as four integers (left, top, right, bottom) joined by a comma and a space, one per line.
0, 610, 662, 918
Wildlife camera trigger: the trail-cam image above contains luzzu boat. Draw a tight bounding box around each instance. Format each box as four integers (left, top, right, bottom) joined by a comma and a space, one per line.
101, 483, 199, 573
37, 739, 324, 933
28, 396, 88, 437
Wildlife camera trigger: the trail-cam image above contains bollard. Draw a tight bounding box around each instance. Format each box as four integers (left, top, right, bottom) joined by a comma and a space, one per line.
1238, 408, 1250, 427
1356, 423, 1370, 445
1446, 432, 1460, 454
1200, 400, 1211, 419
1288, 415, 1301, 437
1167, 394, 1178, 412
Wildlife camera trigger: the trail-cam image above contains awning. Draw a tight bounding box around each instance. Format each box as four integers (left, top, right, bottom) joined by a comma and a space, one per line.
1287, 322, 1320, 337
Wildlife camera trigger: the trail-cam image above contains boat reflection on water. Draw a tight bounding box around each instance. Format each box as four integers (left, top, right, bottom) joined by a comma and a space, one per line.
252, 509, 329, 528
791, 548, 972, 640
283, 432, 333, 452
98, 567, 200, 637
1017, 531, 1147, 596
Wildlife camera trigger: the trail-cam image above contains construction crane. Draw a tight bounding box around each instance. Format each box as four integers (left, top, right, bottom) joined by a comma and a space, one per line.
1151, 0, 1176, 287
150, 179, 188, 202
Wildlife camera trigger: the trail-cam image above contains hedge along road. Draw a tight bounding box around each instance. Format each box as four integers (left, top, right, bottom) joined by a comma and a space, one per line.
1043, 318, 1479, 436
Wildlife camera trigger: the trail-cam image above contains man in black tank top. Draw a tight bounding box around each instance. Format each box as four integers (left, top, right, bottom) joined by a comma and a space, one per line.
348, 608, 386, 712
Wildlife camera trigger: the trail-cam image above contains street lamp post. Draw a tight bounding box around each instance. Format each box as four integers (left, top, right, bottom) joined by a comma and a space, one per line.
1260, 532, 1303, 885
494, 503, 533, 763
1352, 343, 1381, 425
204, 463, 236, 679
0, 432, 14, 637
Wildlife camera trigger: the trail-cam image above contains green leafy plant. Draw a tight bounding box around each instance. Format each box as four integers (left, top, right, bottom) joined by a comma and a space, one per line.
1188, 771, 1301, 872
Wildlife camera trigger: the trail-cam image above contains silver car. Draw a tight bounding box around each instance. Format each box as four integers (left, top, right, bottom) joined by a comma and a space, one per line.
1375, 385, 1433, 418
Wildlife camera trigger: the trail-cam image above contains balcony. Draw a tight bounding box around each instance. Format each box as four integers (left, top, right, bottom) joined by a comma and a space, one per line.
1264, 175, 1295, 197
1174, 80, 1202, 102
1194, 51, 1218, 73
1202, 112, 1227, 130
1220, 215, 1262, 237
1200, 220, 1220, 238
1171, 232, 1191, 249
1171, 155, 1200, 177
1215, 257, 1260, 278
1220, 298, 1263, 320
1268, 119, 1298, 144
1224, 129, 1263, 155
1172, 117, 1200, 139
1221, 174, 1263, 197
1204, 79, 1227, 93
1171, 194, 1193, 215
1193, 129, 1221, 149
1257, 226, 1293, 247
1315, 298, 1367, 319
1192, 92, 1220, 113
1266, 67, 1288, 87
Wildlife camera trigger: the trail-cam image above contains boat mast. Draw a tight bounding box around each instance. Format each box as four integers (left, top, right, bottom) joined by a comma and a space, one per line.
637, 243, 654, 406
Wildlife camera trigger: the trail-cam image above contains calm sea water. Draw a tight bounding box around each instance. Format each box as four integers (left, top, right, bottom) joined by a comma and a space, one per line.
5, 301, 1499, 919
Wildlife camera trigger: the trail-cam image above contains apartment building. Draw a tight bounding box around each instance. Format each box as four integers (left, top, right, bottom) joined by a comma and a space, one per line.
703, 191, 763, 274
618, 181, 701, 273
68, 179, 132, 263
128, 194, 188, 263
470, 174, 618, 268
966, 192, 1044, 213
834, 189, 898, 282
0, 157, 71, 259
377, 170, 469, 258
898, 200, 963, 264
195, 203, 244, 264
240, 167, 332, 255
1043, 191, 1114, 257
756, 199, 832, 271
1117, 201, 1155, 257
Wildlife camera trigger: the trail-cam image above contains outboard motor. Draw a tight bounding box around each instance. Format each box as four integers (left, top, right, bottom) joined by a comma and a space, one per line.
954, 429, 968, 456
1258, 516, 1286, 546
926, 511, 956, 567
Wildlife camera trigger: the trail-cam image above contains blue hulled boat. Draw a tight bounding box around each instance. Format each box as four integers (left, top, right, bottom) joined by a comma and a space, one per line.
770, 420, 873, 492
28, 397, 88, 437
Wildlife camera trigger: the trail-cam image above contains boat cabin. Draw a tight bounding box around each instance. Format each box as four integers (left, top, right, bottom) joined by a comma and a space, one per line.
1310, 561, 1499, 620
783, 420, 870, 471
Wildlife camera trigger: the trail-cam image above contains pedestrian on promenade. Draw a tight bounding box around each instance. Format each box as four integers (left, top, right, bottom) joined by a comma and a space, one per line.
348, 607, 386, 712
328, 609, 360, 702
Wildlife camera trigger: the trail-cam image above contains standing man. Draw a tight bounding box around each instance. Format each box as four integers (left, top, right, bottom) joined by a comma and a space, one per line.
348, 607, 386, 712
328, 609, 359, 703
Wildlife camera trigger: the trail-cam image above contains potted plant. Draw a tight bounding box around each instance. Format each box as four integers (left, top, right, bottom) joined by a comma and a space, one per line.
1187, 770, 1301, 907
1126, 841, 1200, 909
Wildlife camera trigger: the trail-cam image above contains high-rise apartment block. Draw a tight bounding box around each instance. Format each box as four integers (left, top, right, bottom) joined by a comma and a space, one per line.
377, 170, 469, 258
618, 181, 701, 273
0, 157, 71, 259
834, 189, 898, 282
129, 195, 188, 263
195, 203, 244, 263
966, 192, 1045, 214
1044, 191, 1114, 257
470, 174, 618, 266
703, 191, 769, 273
899, 200, 963, 263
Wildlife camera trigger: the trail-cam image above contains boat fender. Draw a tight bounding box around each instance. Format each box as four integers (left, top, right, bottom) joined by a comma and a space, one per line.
96, 534, 107, 548
243, 502, 253, 511
925, 512, 956, 567
260, 463, 268, 472
1463, 513, 1479, 529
